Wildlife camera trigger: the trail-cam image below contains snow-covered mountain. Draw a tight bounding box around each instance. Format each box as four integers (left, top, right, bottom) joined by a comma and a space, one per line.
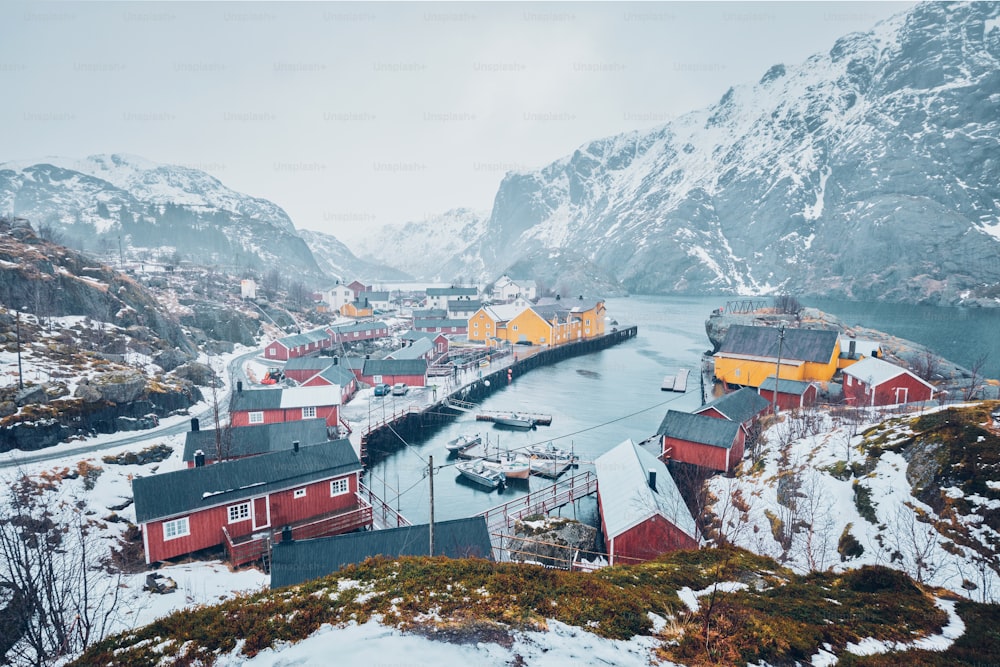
298, 228, 410, 283
353, 207, 488, 282
447, 2, 1000, 305
0, 154, 322, 274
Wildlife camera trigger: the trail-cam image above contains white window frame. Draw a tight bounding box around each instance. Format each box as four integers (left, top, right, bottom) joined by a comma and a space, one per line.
302, 406, 316, 419
330, 478, 349, 497
248, 411, 264, 424
294, 488, 307, 499
163, 517, 190, 541
228, 502, 251, 524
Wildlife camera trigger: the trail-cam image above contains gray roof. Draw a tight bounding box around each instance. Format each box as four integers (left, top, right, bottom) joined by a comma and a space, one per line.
717, 325, 839, 364
330, 321, 389, 335
182, 419, 330, 462
447, 299, 482, 310
656, 410, 742, 449
357, 291, 390, 301
413, 318, 466, 329
386, 338, 433, 360
284, 356, 339, 372
362, 358, 427, 376
411, 308, 448, 319
270, 517, 493, 588
134, 439, 360, 524
274, 328, 330, 349
426, 287, 478, 297
697, 387, 770, 423
309, 365, 358, 386
594, 439, 698, 542
758, 376, 816, 395
230, 387, 283, 412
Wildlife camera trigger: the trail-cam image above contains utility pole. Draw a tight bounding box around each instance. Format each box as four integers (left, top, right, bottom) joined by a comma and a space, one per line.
772, 325, 785, 415
428, 455, 435, 556
15, 311, 24, 390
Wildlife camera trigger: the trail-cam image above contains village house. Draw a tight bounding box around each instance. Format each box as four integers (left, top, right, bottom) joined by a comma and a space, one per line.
838, 336, 884, 370
401, 330, 451, 357
595, 439, 699, 566
300, 364, 358, 404
283, 356, 340, 384
657, 410, 746, 474
412, 318, 467, 335
386, 337, 438, 364
263, 328, 332, 362
328, 320, 390, 344
841, 356, 935, 406
411, 307, 448, 321
340, 298, 374, 319
322, 283, 355, 311
361, 358, 428, 387
693, 387, 770, 432
270, 517, 493, 588
182, 418, 330, 467
356, 290, 391, 312
713, 325, 841, 388
229, 385, 341, 428
491, 275, 537, 302
133, 438, 369, 566
240, 278, 257, 300
758, 376, 819, 411
346, 280, 371, 295
425, 286, 479, 311
468, 298, 606, 347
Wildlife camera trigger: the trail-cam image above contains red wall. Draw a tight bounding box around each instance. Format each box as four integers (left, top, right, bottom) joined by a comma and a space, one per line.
264, 343, 290, 361
360, 373, 426, 387
758, 386, 817, 412
662, 430, 745, 474
606, 513, 698, 565
144, 473, 360, 563
694, 406, 727, 420
230, 405, 339, 428
868, 373, 933, 406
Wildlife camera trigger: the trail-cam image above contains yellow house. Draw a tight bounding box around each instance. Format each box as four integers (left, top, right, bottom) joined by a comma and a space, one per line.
570, 300, 606, 339
714, 325, 840, 388
467, 301, 527, 346
340, 300, 373, 319
468, 299, 608, 347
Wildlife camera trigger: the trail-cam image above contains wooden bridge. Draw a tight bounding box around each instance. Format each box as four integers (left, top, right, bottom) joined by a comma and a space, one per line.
477, 471, 598, 559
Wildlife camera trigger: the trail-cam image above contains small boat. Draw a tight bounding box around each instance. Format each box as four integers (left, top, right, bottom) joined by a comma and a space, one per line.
446, 433, 482, 454
493, 412, 536, 429
456, 459, 506, 490
483, 450, 531, 480
527, 442, 576, 461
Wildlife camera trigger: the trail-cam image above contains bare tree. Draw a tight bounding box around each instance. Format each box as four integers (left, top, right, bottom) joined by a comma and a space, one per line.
911, 349, 941, 383
887, 504, 946, 586
0, 474, 124, 665
772, 294, 802, 316
963, 353, 990, 401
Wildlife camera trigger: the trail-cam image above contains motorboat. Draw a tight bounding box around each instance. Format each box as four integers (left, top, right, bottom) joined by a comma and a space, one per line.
493, 412, 536, 429
445, 433, 482, 454
483, 450, 531, 480
456, 459, 506, 490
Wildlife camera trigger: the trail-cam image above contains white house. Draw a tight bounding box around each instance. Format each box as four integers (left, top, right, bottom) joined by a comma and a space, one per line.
324, 283, 356, 311
492, 275, 537, 302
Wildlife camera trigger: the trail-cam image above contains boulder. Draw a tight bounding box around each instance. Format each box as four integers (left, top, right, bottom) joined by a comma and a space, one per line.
169, 361, 217, 387
14, 385, 46, 407
153, 348, 189, 373
74, 382, 103, 403
507, 516, 597, 569
93, 371, 146, 404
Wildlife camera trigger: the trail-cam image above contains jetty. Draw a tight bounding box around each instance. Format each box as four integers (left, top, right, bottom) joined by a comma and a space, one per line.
661, 368, 689, 392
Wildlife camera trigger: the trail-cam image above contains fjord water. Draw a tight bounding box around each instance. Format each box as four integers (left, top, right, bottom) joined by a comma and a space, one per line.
367, 295, 1000, 525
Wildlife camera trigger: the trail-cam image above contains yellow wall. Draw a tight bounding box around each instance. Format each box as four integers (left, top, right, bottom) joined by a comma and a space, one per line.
341, 302, 373, 318
715, 341, 841, 388
468, 309, 502, 344
507, 309, 554, 345
572, 301, 606, 339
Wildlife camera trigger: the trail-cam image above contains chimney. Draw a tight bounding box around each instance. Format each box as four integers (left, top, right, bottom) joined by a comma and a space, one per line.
648, 469, 657, 491
281, 525, 293, 543
194, 450, 205, 467
333, 356, 339, 365
237, 380, 243, 393
849, 340, 857, 358
293, 440, 300, 453
190, 417, 200, 432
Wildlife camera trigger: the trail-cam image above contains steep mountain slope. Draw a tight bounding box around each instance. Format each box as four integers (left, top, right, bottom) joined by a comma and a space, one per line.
0, 154, 322, 275
298, 229, 410, 283
354, 208, 488, 281
455, 2, 1000, 304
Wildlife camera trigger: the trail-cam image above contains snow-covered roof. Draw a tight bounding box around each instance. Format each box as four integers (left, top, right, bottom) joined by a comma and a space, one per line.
842, 356, 934, 390
594, 439, 698, 542
386, 337, 433, 360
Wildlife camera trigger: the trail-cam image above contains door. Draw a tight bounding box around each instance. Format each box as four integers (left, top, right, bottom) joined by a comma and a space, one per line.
252, 496, 271, 530
895, 387, 908, 404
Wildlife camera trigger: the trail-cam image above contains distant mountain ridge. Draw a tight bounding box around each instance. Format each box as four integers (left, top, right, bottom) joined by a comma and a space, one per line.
430, 1, 1000, 305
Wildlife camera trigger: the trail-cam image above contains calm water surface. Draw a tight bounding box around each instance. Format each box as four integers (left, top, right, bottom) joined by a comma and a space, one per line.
366, 295, 1000, 525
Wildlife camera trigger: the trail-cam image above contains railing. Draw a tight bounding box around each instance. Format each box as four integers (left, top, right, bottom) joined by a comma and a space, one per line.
477, 471, 598, 537
358, 484, 411, 528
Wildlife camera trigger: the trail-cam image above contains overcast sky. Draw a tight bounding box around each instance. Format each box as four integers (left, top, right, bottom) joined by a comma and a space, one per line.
1, 1, 914, 245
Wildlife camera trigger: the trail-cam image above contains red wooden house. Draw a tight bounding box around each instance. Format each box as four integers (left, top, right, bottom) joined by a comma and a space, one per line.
360, 358, 427, 387
229, 385, 340, 428
412, 318, 467, 335
693, 387, 770, 432
841, 357, 935, 407
328, 321, 390, 344
283, 356, 341, 384
401, 330, 451, 357
264, 328, 332, 362
657, 410, 745, 474
301, 364, 358, 404
133, 439, 370, 565
758, 376, 819, 411
595, 439, 699, 565
182, 418, 330, 467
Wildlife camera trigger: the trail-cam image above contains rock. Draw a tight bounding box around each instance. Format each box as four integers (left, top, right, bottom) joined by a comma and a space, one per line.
14, 385, 46, 406
507, 516, 597, 568
74, 383, 103, 403
93, 371, 146, 404
169, 361, 217, 387
144, 573, 177, 594
0, 401, 15, 418
153, 348, 189, 373
115, 414, 159, 432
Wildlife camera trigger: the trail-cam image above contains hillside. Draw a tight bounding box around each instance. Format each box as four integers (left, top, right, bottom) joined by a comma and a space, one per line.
408, 2, 1000, 305
70, 549, 998, 666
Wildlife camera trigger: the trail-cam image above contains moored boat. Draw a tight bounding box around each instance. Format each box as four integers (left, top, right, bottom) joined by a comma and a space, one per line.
483, 450, 531, 480
455, 459, 506, 490
446, 433, 482, 454
493, 412, 536, 429
526, 441, 575, 461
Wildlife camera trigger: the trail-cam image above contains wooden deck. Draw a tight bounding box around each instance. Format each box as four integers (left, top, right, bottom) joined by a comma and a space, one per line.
661, 368, 689, 392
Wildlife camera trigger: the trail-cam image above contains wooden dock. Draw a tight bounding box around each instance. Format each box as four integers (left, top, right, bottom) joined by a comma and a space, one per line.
661, 368, 689, 392
476, 410, 553, 426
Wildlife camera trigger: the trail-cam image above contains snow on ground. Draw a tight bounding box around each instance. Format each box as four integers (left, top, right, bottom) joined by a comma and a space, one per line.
709, 404, 1000, 602
215, 617, 678, 667
845, 598, 964, 656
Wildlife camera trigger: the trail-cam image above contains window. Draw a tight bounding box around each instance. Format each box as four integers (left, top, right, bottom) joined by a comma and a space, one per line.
473, 322, 479, 328
302, 406, 316, 419
846, 376, 852, 387
294, 488, 307, 499
330, 478, 349, 497
734, 369, 741, 378
512, 325, 518, 331
228, 502, 251, 523
163, 517, 190, 541
268, 348, 275, 356
249, 411, 264, 424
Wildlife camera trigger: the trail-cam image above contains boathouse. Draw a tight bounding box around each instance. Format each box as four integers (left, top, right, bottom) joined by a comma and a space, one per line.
841, 356, 934, 406
657, 410, 745, 474
361, 358, 428, 387
134, 439, 369, 566
714, 325, 840, 388
270, 517, 493, 588
595, 439, 699, 565
181, 418, 331, 467
693, 387, 770, 432
758, 376, 819, 411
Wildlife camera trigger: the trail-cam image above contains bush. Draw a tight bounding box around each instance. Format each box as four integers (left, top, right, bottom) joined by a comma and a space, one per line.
838, 524, 864, 561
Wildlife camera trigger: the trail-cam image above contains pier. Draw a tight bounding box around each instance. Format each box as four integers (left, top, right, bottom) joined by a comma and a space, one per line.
660, 368, 689, 392
357, 325, 638, 465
